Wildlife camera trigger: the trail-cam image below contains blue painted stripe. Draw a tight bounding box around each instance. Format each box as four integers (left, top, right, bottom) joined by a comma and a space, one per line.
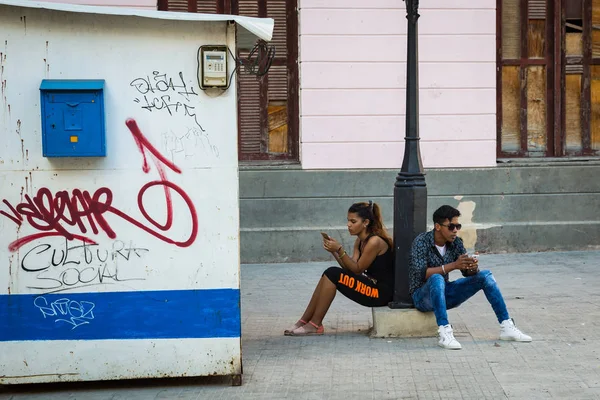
0, 289, 240, 341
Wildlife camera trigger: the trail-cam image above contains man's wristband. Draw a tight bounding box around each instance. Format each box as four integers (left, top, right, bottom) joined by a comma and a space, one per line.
441, 264, 446, 274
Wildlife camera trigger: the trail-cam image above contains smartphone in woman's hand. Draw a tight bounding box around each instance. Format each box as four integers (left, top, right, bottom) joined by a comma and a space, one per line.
320, 232, 330, 240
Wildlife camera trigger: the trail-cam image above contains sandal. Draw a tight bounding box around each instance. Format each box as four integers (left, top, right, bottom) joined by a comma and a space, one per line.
289, 321, 324, 336
284, 319, 307, 336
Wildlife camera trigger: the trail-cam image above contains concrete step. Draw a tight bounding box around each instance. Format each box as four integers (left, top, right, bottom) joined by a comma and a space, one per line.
239, 164, 600, 263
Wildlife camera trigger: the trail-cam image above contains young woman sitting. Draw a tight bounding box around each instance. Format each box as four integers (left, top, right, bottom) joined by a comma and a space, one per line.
284, 201, 395, 336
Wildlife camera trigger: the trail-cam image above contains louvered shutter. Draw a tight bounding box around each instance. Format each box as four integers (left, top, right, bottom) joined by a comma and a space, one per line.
268, 0, 287, 58
237, 1, 265, 157
528, 0, 545, 19
196, 0, 219, 13
267, 65, 288, 153
239, 71, 264, 154
159, 0, 220, 12
162, 1, 189, 11
265, 0, 289, 154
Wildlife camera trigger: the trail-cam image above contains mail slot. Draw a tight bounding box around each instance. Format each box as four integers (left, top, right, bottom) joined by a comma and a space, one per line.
40, 80, 106, 157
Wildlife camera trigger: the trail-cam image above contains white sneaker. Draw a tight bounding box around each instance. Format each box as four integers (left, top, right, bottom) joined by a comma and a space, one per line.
500, 319, 532, 342
438, 324, 462, 350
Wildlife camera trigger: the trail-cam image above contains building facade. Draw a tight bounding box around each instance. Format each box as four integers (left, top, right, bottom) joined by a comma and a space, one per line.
31, 0, 600, 261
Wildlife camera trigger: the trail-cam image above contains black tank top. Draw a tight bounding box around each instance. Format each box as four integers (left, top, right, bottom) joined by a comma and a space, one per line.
359, 235, 394, 285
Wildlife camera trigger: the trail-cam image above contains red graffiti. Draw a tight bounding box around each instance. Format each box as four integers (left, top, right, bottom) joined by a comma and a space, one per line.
1, 119, 198, 252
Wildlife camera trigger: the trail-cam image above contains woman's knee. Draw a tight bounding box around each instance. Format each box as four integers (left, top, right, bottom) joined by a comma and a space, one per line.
323, 266, 343, 283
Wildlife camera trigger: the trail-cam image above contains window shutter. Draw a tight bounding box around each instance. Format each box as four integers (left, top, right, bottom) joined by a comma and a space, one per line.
268, 0, 287, 58
267, 65, 288, 153
501, 0, 521, 60
265, 0, 290, 154
196, 1, 219, 13
161, 0, 190, 11
239, 72, 264, 155
528, 0, 546, 19
237, 1, 264, 157
238, 0, 260, 17
268, 65, 287, 103
159, 1, 219, 13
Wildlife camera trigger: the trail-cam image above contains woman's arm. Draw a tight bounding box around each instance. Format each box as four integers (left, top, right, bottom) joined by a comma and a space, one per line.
331, 249, 345, 269
329, 237, 385, 275
332, 238, 360, 269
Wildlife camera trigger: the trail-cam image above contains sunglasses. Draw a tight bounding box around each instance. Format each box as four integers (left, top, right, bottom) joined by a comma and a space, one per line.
441, 223, 462, 231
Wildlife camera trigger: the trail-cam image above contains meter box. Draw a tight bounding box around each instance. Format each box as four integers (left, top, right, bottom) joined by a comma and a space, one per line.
200, 46, 228, 88
40, 79, 106, 157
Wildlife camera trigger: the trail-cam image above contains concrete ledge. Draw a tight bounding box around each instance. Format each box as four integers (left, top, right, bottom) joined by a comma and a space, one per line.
371, 307, 437, 338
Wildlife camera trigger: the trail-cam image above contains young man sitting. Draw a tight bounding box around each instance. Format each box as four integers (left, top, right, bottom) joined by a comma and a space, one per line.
408, 205, 532, 349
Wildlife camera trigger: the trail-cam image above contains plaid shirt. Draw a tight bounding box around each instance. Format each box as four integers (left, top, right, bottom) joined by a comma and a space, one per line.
408, 230, 467, 295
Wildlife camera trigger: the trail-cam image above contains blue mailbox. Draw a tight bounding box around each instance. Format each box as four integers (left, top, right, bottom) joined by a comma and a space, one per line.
40, 80, 106, 157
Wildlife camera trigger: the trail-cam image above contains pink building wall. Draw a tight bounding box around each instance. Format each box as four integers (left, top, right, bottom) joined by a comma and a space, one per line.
299, 0, 497, 169
40, 0, 155, 9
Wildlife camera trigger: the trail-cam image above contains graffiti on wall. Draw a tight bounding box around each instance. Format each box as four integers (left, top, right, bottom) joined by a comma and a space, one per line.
1, 73, 207, 330
21, 238, 148, 293
162, 126, 220, 162
130, 71, 204, 130
0, 118, 199, 253
34, 296, 96, 330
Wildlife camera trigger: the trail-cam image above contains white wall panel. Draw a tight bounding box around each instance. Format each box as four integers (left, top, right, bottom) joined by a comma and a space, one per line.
0, 3, 243, 384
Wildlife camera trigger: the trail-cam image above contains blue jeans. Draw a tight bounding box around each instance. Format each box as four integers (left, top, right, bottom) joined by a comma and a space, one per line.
412, 270, 510, 326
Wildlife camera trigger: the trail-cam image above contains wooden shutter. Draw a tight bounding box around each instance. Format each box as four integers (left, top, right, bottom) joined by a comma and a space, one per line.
161, 1, 190, 11
197, 0, 219, 13
268, 0, 287, 57
497, 0, 599, 157
267, 65, 288, 153
528, 0, 546, 19
237, 1, 265, 157
238, 71, 264, 154
498, 0, 553, 157
237, 0, 298, 160
158, 0, 222, 12
265, 0, 289, 154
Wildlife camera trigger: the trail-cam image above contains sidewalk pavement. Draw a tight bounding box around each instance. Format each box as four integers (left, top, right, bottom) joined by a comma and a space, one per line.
2, 250, 600, 400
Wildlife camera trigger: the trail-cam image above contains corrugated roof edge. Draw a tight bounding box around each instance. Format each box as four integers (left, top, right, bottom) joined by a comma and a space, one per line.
0, 0, 274, 41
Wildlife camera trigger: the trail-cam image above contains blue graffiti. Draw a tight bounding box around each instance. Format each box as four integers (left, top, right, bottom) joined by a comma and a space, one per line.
34, 296, 95, 329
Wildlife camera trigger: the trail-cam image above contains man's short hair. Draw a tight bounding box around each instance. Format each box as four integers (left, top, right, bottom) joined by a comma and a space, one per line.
433, 205, 461, 225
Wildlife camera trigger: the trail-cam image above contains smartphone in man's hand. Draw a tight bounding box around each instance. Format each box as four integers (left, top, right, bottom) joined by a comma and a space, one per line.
463, 252, 480, 277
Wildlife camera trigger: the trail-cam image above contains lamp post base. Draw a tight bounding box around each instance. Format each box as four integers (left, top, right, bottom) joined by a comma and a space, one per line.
390, 182, 427, 308
388, 300, 415, 309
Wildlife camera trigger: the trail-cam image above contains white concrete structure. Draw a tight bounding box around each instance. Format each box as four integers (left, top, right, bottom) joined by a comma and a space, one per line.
0, 1, 272, 384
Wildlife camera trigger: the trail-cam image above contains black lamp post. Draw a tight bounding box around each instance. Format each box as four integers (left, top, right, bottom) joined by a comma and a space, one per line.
389, 0, 427, 309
